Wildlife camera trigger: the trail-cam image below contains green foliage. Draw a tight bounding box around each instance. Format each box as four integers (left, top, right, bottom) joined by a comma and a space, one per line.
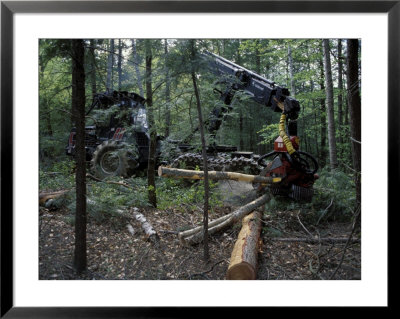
156, 178, 223, 212
39, 160, 75, 191
264, 168, 356, 224
258, 123, 279, 145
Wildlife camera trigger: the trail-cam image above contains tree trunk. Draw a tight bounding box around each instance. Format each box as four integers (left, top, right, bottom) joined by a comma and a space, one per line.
89, 39, 97, 96
131, 207, 159, 243
226, 210, 262, 280
179, 193, 270, 245
158, 166, 281, 185
106, 39, 114, 90
132, 39, 144, 96
145, 40, 157, 208
190, 40, 210, 261
337, 39, 344, 149
236, 42, 244, 151
346, 39, 361, 207
39, 190, 69, 206
288, 43, 296, 97
71, 39, 87, 274
319, 52, 327, 168
322, 39, 338, 170
164, 39, 171, 137
117, 39, 122, 91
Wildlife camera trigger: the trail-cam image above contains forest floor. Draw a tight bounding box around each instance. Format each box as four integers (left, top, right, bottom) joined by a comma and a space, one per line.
39, 181, 361, 281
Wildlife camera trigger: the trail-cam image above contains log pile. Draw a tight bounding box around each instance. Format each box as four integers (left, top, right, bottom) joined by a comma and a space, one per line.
159, 166, 273, 278
178, 193, 269, 245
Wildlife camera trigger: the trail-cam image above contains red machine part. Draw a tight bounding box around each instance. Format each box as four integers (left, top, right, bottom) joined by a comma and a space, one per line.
263, 153, 316, 189
274, 135, 299, 152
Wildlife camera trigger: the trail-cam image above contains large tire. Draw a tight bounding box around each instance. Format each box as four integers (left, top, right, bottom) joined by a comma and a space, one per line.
91, 140, 138, 179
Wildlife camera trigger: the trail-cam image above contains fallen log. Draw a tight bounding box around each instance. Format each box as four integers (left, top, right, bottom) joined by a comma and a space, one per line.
158, 166, 281, 185
270, 237, 360, 244
226, 210, 262, 280
39, 190, 69, 206
179, 193, 270, 245
131, 207, 159, 243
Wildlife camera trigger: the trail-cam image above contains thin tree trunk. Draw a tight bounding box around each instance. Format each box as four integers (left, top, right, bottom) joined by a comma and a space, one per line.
106, 39, 114, 90
89, 39, 97, 97
132, 39, 144, 96
337, 39, 344, 149
164, 39, 171, 137
190, 40, 210, 261
71, 39, 87, 274
118, 39, 122, 91
288, 43, 296, 97
236, 42, 244, 151
319, 52, 327, 168
346, 39, 361, 207
145, 40, 157, 208
322, 39, 338, 169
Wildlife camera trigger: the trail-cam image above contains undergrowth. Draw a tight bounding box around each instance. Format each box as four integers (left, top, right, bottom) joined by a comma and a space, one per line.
264, 167, 357, 225
40, 159, 223, 224
40, 160, 357, 227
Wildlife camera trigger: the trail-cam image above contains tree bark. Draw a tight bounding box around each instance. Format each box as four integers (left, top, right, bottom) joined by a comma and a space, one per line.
39, 190, 69, 206
190, 39, 210, 261
117, 39, 122, 91
164, 39, 171, 137
145, 40, 157, 208
179, 193, 269, 245
132, 39, 144, 96
158, 166, 281, 185
346, 39, 361, 207
131, 207, 159, 243
226, 210, 262, 280
106, 39, 114, 90
71, 39, 87, 274
288, 43, 296, 97
89, 39, 97, 96
319, 50, 327, 168
337, 39, 344, 148
322, 39, 338, 170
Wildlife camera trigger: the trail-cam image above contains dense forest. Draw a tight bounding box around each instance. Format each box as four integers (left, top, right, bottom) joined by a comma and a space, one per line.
39, 39, 361, 280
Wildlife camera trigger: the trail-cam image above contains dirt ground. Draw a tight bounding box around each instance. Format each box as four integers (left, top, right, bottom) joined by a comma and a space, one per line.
39, 181, 361, 281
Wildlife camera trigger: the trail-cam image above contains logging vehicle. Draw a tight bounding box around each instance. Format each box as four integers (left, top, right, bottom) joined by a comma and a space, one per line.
169, 51, 319, 201
65, 90, 161, 179
66, 51, 318, 200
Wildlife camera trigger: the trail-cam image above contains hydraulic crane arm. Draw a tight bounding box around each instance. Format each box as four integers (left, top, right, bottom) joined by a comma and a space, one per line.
202, 51, 300, 124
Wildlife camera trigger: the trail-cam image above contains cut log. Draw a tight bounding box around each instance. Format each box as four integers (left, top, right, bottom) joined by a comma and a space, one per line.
226, 210, 262, 280
179, 193, 269, 245
270, 237, 360, 244
158, 166, 281, 185
131, 207, 159, 243
39, 190, 69, 206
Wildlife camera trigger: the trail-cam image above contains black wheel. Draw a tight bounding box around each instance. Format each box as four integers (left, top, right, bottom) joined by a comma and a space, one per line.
91, 140, 138, 179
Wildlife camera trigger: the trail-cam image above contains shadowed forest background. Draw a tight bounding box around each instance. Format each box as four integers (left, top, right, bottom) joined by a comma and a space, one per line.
39, 39, 361, 280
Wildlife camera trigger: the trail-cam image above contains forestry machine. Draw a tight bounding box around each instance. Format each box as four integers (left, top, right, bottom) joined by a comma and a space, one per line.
65, 89, 161, 179
170, 51, 319, 201
65, 51, 318, 201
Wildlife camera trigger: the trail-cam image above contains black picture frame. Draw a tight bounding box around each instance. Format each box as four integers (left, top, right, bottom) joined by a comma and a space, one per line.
1, 1, 395, 317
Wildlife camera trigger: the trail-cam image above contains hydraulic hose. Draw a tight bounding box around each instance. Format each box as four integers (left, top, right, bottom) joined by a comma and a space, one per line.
278, 113, 296, 155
